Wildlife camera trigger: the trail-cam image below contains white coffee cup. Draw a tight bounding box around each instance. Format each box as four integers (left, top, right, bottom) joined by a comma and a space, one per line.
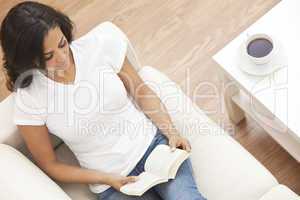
245, 33, 275, 65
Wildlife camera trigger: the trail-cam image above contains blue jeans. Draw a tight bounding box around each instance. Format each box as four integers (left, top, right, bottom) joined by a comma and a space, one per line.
97, 128, 207, 200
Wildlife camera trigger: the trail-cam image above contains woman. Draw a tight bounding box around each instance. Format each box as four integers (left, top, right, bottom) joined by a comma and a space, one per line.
0, 1, 206, 200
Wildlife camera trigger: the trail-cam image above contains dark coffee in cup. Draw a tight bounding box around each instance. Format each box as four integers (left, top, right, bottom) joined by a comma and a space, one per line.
247, 38, 273, 58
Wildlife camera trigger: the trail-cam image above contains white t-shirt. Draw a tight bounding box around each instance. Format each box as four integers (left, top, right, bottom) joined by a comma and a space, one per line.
13, 23, 157, 193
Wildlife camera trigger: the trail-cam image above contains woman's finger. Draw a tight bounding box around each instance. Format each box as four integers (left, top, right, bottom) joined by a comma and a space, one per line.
169, 139, 176, 152
180, 139, 190, 152
185, 141, 191, 152
122, 176, 139, 185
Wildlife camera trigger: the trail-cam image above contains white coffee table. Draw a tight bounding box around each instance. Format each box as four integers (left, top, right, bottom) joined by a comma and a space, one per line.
213, 0, 300, 162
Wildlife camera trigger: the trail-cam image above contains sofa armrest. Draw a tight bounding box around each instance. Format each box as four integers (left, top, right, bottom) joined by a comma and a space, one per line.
259, 185, 299, 200
0, 144, 71, 200
0, 93, 62, 155
138, 66, 279, 200
0, 94, 22, 148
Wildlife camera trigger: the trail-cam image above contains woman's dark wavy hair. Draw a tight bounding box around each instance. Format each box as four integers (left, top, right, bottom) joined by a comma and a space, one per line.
0, 1, 74, 92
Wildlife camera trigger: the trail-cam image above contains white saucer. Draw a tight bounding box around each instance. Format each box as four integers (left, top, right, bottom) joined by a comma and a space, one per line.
237, 37, 287, 76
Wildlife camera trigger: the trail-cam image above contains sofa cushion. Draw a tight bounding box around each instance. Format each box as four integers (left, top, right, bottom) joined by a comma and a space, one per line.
0, 93, 63, 157
0, 144, 71, 200
259, 185, 299, 200
190, 132, 278, 200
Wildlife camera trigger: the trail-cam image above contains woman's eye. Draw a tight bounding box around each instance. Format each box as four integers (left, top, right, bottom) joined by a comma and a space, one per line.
45, 54, 53, 61
59, 40, 66, 48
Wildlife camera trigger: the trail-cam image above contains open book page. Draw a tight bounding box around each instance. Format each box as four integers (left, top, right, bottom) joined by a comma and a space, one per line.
168, 152, 190, 179
145, 144, 190, 178
120, 172, 167, 196
120, 144, 190, 196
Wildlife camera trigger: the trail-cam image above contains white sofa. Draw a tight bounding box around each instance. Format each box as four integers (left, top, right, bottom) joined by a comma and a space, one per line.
0, 22, 298, 200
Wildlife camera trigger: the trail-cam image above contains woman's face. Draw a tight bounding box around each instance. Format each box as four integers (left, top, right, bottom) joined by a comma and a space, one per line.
43, 26, 71, 72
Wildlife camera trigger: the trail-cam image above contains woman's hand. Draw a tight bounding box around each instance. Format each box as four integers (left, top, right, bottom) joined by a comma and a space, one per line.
166, 131, 192, 152
106, 173, 139, 191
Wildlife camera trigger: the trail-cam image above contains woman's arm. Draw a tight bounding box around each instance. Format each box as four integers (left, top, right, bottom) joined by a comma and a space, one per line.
118, 57, 191, 152
17, 125, 138, 190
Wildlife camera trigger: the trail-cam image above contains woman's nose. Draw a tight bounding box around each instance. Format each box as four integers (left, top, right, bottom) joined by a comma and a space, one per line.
56, 50, 67, 64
